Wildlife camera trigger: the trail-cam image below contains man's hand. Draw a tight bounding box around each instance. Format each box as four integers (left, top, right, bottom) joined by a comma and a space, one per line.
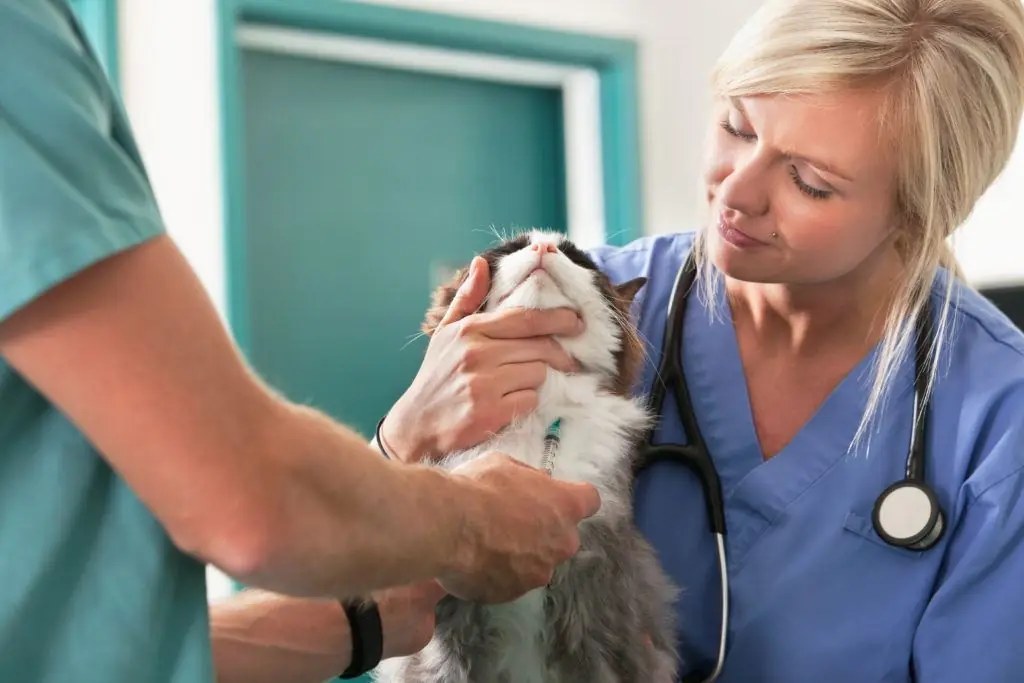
377, 579, 447, 660
382, 256, 583, 462
438, 452, 601, 604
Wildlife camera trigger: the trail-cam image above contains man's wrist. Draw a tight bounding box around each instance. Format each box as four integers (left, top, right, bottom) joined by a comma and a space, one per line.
337, 597, 383, 678
427, 471, 479, 582
394, 464, 475, 579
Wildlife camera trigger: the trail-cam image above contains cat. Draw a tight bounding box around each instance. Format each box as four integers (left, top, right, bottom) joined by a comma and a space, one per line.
374, 229, 680, 683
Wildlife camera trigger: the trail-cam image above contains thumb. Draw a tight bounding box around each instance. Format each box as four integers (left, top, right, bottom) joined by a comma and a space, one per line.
411, 579, 448, 606
559, 480, 602, 519
441, 256, 490, 326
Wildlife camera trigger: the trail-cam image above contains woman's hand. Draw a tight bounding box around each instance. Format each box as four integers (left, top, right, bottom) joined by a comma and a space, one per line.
381, 256, 584, 462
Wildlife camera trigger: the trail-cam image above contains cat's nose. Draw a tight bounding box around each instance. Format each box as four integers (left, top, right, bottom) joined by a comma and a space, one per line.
531, 242, 559, 254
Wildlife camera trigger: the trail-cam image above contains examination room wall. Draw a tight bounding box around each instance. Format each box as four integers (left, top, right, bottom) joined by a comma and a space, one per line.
109, 0, 1024, 601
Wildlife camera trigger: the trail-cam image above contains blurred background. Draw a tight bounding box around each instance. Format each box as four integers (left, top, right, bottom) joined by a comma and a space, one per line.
68, 0, 1024, 605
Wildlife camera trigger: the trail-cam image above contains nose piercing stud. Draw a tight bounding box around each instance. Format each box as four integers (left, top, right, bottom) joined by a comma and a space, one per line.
769, 232, 778, 240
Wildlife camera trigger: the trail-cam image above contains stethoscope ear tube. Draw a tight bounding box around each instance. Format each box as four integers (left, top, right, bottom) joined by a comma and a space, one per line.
639, 255, 727, 536
639, 444, 727, 536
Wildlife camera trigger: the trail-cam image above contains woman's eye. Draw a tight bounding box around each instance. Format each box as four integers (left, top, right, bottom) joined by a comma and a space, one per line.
720, 119, 756, 141
788, 166, 833, 200
719, 113, 835, 201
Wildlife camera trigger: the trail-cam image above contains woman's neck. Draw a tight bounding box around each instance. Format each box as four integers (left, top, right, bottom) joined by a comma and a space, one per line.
725, 249, 902, 358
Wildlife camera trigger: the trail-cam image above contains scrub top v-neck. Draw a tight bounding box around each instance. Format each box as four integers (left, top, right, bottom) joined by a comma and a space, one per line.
587, 231, 1024, 683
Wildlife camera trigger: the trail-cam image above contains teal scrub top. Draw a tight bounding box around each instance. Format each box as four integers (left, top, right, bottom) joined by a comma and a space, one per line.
0, 1, 213, 681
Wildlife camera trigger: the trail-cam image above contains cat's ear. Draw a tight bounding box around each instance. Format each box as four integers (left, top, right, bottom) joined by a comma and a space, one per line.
421, 266, 471, 337
615, 277, 647, 305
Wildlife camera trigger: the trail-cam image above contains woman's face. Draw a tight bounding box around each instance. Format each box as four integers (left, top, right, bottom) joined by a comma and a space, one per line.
702, 89, 903, 286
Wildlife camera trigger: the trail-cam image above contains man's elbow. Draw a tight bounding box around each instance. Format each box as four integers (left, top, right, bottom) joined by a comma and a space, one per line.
164, 486, 283, 585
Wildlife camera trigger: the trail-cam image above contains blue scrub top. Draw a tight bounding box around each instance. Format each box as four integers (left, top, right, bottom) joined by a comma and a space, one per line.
590, 232, 1024, 682
0, 2, 212, 681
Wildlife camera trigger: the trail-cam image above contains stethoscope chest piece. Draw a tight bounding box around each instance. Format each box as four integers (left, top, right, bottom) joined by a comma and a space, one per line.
872, 480, 945, 551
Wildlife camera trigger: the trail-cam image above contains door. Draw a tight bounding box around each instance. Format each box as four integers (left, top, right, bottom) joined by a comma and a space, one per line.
239, 47, 567, 438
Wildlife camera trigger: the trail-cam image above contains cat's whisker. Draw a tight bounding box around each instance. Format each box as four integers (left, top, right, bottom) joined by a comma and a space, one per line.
400, 330, 428, 350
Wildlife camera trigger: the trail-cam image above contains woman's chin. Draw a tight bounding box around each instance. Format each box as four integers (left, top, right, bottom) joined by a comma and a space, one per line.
706, 236, 782, 284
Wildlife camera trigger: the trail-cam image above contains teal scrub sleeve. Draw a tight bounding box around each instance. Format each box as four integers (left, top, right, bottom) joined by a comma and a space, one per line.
0, 0, 165, 324
912, 409, 1024, 679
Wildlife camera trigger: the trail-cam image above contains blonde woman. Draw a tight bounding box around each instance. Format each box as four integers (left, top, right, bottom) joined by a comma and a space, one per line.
382, 0, 1024, 680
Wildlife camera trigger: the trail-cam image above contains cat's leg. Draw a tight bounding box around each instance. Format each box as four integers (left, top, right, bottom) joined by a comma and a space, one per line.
397, 639, 472, 683
373, 594, 479, 683
547, 515, 681, 683
545, 516, 637, 683
625, 529, 682, 682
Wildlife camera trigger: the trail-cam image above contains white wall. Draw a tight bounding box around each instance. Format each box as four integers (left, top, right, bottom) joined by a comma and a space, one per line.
116, 0, 1024, 598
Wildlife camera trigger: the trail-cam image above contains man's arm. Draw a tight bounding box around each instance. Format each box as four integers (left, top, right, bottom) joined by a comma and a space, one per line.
0, 234, 599, 603
0, 235, 468, 597
0, 1, 462, 598
210, 581, 444, 683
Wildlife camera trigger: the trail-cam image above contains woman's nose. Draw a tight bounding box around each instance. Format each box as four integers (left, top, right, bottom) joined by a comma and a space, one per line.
531, 242, 558, 254
717, 157, 771, 218
716, 165, 770, 216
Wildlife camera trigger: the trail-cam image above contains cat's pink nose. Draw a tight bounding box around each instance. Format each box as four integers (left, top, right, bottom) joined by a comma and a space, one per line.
531, 242, 559, 254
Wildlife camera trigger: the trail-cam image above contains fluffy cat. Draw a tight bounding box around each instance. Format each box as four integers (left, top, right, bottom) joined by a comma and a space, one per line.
374, 230, 680, 683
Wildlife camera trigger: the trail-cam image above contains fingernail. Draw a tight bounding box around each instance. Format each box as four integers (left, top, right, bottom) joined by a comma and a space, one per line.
460, 260, 478, 290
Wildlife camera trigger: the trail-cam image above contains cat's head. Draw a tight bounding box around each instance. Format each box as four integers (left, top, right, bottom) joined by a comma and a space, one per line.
423, 230, 647, 395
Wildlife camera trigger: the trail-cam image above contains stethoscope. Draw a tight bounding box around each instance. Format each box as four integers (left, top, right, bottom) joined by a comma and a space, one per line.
635, 254, 946, 683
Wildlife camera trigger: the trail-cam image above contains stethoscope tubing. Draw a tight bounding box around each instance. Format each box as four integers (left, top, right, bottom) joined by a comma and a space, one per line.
635, 253, 943, 683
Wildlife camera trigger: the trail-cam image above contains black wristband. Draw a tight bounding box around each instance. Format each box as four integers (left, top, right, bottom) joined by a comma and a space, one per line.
338, 598, 383, 679
374, 414, 392, 460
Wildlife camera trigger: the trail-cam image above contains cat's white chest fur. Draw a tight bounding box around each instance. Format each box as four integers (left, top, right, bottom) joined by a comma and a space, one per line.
468, 370, 646, 501
418, 370, 649, 683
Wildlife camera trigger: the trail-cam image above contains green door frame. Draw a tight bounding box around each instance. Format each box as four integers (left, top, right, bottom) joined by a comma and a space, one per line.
216, 0, 645, 355
67, 0, 120, 86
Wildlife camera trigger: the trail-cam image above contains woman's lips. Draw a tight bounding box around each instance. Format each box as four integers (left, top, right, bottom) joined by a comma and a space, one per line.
717, 217, 770, 248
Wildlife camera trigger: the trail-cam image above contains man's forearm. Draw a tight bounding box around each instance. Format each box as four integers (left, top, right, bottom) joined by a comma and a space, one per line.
211, 590, 351, 683
0, 234, 474, 600
230, 400, 475, 599
211, 581, 443, 683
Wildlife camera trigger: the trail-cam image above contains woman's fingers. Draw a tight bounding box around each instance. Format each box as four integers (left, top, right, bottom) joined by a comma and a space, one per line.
468, 306, 583, 340
493, 361, 548, 395
497, 389, 540, 426
441, 257, 490, 327
465, 337, 576, 374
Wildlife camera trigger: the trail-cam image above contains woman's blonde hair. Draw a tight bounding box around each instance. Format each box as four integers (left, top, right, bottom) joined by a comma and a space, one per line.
695, 0, 1024, 449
